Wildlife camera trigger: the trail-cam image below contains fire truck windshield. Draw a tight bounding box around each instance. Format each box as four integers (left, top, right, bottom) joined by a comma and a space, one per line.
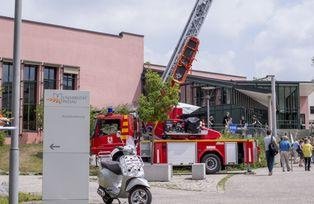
97, 119, 121, 136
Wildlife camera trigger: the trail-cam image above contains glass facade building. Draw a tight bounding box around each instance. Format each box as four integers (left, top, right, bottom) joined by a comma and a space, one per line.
180, 78, 306, 130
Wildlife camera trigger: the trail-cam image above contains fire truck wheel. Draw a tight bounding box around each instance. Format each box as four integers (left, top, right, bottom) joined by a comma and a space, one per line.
201, 153, 221, 174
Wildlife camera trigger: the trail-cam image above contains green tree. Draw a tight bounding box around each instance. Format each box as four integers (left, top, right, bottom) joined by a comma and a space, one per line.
90, 106, 100, 135
35, 100, 44, 131
138, 69, 179, 163
115, 104, 132, 115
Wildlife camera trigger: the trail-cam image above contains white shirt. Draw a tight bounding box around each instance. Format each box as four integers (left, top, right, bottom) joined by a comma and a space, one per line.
264, 135, 275, 151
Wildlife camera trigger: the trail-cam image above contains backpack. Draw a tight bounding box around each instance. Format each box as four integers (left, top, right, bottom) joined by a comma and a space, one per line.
268, 138, 278, 156
296, 144, 303, 157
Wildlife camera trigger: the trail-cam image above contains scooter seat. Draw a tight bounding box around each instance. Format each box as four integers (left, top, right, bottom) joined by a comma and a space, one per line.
101, 160, 122, 175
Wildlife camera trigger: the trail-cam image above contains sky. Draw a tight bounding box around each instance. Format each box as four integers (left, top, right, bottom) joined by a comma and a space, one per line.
0, 0, 313, 81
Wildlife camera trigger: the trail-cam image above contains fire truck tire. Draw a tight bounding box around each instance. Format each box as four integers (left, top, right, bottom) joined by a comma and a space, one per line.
201, 153, 221, 174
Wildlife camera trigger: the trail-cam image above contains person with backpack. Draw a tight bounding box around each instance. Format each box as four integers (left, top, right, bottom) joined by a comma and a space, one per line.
264, 129, 278, 176
297, 140, 304, 167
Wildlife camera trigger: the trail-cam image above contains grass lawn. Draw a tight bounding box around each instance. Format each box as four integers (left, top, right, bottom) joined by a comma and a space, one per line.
0, 144, 98, 176
0, 192, 42, 203
0, 144, 42, 174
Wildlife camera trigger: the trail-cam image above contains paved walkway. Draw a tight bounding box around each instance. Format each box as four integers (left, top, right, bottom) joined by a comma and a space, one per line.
1, 163, 313, 203
223, 164, 314, 204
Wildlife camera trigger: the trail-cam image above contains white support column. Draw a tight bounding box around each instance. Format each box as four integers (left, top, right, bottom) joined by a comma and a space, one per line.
270, 76, 277, 137
268, 95, 272, 130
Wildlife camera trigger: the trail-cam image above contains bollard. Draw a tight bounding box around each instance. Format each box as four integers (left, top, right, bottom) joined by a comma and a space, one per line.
143, 163, 172, 182
192, 163, 206, 180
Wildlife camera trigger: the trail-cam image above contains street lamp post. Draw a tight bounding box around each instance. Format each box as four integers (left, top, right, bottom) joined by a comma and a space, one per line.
268, 75, 277, 137
201, 86, 215, 128
206, 95, 210, 128
9, 0, 22, 203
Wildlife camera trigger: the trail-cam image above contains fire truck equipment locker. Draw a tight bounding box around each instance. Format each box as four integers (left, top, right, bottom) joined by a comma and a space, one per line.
167, 142, 196, 165
225, 142, 238, 165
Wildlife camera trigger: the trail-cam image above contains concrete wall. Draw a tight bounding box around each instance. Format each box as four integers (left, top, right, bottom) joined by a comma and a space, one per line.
0, 16, 144, 108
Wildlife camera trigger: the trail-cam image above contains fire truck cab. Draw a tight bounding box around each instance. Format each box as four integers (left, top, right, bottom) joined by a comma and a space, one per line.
90, 109, 140, 156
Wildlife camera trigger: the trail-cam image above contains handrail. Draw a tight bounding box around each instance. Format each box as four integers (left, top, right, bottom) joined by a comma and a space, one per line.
0, 126, 17, 130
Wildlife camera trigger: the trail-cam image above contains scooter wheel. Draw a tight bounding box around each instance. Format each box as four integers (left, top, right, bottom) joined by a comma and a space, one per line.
128, 186, 152, 204
102, 195, 113, 204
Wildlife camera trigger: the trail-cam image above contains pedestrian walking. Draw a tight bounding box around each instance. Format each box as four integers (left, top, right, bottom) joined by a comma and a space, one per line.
279, 136, 291, 172
208, 115, 215, 128
223, 112, 231, 132
302, 139, 313, 171
279, 136, 283, 168
239, 116, 246, 127
298, 140, 304, 167
264, 130, 277, 176
291, 140, 299, 163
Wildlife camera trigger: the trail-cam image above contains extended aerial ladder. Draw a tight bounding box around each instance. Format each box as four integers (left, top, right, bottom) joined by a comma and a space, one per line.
161, 0, 213, 84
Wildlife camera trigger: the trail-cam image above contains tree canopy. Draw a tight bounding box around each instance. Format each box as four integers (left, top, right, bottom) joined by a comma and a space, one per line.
138, 69, 179, 123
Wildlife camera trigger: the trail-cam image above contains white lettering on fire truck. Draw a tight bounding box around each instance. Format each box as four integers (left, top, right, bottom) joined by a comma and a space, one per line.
206, 146, 215, 149
107, 137, 113, 144
216, 142, 224, 145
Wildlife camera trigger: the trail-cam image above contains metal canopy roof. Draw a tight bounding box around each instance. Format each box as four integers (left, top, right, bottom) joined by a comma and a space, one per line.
300, 83, 314, 96
236, 89, 271, 107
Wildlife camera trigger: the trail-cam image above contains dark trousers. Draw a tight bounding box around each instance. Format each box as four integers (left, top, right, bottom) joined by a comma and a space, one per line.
266, 150, 275, 173
304, 157, 311, 170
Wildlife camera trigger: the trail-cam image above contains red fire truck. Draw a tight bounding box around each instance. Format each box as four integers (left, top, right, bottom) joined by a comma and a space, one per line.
90, 106, 258, 174
90, 0, 259, 173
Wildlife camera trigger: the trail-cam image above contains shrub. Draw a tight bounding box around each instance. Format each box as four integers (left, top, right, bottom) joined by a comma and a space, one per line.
252, 136, 267, 168
0, 192, 42, 204
35, 100, 44, 131
0, 131, 6, 146
115, 104, 132, 115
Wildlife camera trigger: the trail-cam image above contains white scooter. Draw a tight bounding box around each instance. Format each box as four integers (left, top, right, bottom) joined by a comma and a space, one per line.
97, 136, 152, 204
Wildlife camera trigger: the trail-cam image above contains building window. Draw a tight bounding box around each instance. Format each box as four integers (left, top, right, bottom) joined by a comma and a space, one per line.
44, 67, 56, 89
276, 84, 299, 129
63, 73, 76, 90
23, 65, 37, 131
2, 62, 13, 112
222, 88, 231, 104
311, 106, 314, 114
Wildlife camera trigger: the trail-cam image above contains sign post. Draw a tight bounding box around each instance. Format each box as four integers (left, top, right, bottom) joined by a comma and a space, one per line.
43, 90, 90, 204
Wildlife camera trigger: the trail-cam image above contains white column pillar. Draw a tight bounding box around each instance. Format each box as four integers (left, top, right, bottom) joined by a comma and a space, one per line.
268, 95, 272, 130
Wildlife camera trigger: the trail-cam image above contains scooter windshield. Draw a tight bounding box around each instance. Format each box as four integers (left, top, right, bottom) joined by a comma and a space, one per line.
126, 136, 135, 148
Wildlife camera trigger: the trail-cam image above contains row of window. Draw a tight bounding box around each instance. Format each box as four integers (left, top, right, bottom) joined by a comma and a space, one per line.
1, 62, 77, 131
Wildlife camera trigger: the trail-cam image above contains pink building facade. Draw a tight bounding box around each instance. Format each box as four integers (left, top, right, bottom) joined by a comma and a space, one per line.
0, 16, 144, 143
